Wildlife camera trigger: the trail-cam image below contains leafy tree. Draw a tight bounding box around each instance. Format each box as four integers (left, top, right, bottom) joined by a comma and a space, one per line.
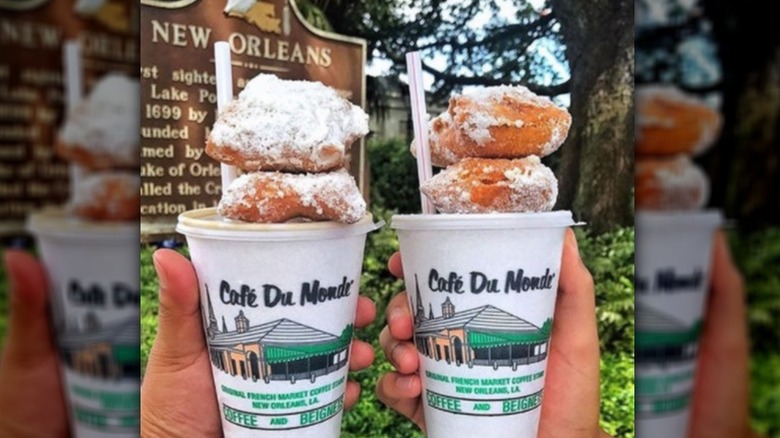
299, 0, 633, 233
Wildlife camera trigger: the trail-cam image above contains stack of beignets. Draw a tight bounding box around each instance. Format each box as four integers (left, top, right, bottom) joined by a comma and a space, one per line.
414, 85, 571, 213
207, 74, 368, 224
57, 73, 140, 221
635, 85, 721, 211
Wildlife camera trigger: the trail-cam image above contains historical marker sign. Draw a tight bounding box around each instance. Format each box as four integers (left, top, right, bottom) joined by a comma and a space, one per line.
0, 0, 138, 236
139, 0, 367, 235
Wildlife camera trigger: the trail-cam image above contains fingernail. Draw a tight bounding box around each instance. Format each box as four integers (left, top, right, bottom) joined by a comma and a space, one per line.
391, 343, 404, 364
387, 306, 404, 324
152, 251, 168, 290
396, 375, 415, 391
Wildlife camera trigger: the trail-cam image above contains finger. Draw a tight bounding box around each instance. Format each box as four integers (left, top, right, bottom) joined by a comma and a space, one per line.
355, 296, 376, 329
147, 249, 204, 370
539, 229, 600, 435
379, 326, 419, 374
376, 372, 424, 430
344, 380, 361, 410
551, 229, 598, 356
385, 292, 413, 340
348, 340, 375, 371
388, 252, 403, 279
689, 232, 749, 438
2, 250, 56, 362
704, 232, 748, 348
377, 371, 422, 401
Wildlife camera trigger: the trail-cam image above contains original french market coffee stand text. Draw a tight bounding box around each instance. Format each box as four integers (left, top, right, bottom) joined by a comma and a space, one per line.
140, 0, 367, 237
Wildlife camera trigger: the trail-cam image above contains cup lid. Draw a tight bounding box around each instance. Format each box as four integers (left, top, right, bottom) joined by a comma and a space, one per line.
26, 208, 139, 241
635, 210, 724, 231
176, 208, 383, 242
391, 211, 577, 231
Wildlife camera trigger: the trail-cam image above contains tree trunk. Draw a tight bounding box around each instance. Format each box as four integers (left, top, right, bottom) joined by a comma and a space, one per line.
703, 0, 780, 230
551, 0, 635, 234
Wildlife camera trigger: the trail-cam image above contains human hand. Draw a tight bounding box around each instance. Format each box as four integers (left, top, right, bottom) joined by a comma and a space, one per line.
0, 250, 70, 438
375, 229, 612, 438
688, 232, 753, 438
141, 249, 376, 436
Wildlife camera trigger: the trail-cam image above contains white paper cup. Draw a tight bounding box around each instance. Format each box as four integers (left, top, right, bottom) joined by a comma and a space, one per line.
635, 211, 723, 438
392, 212, 575, 438
27, 209, 140, 438
176, 208, 381, 438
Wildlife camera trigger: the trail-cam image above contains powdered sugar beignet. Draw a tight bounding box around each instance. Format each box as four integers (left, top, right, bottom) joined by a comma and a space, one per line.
57, 74, 140, 170
413, 86, 571, 167
218, 169, 367, 224
207, 74, 369, 173
421, 157, 558, 214
635, 155, 709, 211
68, 172, 140, 221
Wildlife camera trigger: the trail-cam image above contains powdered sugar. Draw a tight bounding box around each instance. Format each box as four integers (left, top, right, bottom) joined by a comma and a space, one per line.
460, 85, 563, 147
463, 85, 557, 108
219, 169, 366, 223
68, 171, 139, 220
421, 157, 558, 213
653, 156, 709, 209
59, 74, 139, 163
411, 112, 461, 167
210, 74, 369, 168
542, 124, 567, 157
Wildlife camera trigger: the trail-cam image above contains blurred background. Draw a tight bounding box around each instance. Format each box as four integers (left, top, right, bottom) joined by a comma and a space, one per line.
0, 0, 140, 435
637, 0, 780, 436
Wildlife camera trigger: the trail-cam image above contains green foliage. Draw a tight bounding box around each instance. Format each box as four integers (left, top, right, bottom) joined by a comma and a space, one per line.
140, 246, 159, 375
575, 227, 636, 353
750, 354, 780, 438
295, 0, 335, 32
572, 227, 635, 437
730, 228, 780, 354
600, 353, 635, 438
730, 228, 780, 438
367, 138, 421, 215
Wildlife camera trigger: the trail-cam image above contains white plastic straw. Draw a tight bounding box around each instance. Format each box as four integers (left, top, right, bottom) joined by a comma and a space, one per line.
405, 52, 435, 214
63, 40, 85, 189
215, 42, 238, 192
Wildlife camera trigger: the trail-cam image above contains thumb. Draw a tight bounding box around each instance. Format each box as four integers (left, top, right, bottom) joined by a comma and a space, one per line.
146, 249, 205, 372
1, 250, 56, 364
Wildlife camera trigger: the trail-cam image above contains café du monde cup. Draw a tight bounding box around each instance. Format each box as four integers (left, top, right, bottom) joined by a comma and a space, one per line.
27, 209, 141, 438
176, 208, 380, 438
635, 211, 723, 438
392, 211, 576, 438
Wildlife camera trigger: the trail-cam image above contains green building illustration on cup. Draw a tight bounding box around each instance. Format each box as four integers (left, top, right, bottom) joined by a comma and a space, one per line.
57, 315, 141, 381
412, 277, 552, 371
637, 304, 703, 417
52, 312, 140, 434
203, 287, 352, 385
